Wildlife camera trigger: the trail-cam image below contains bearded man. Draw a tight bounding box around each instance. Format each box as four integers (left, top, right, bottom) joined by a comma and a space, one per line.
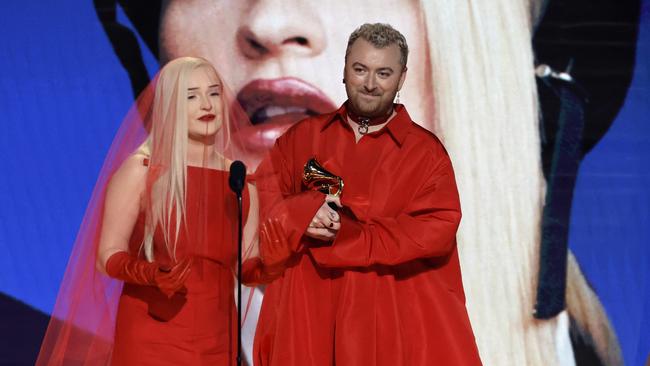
252, 23, 482, 366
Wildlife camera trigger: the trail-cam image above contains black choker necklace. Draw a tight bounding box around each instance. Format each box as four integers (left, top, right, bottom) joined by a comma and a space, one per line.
347, 106, 393, 135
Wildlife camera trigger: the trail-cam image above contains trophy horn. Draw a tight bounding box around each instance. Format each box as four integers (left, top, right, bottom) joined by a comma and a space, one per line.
303, 158, 344, 197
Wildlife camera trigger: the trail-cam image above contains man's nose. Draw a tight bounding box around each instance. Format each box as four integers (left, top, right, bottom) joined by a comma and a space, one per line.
364, 74, 377, 92
236, 0, 326, 60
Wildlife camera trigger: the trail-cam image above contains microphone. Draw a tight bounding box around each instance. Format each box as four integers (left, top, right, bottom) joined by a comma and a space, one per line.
229, 160, 246, 196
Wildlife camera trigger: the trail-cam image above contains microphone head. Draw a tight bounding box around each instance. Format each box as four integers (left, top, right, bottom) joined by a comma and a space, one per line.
229, 160, 246, 195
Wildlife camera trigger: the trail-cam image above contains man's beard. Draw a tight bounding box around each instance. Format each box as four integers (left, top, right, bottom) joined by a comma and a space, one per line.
348, 91, 395, 118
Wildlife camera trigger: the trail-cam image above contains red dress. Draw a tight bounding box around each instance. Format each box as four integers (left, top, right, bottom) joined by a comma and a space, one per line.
254, 103, 482, 365
111, 166, 248, 365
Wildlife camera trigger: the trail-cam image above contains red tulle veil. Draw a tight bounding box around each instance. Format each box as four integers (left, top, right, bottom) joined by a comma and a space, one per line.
36, 57, 264, 365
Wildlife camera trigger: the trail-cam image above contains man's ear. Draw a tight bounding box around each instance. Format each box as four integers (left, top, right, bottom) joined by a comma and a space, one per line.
398, 66, 408, 90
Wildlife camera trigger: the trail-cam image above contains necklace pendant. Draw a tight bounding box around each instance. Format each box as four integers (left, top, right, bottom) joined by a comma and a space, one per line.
358, 118, 369, 135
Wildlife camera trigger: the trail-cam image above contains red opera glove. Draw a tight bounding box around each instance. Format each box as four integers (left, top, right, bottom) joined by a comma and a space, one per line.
259, 218, 293, 272
241, 219, 293, 285
241, 258, 267, 285
105, 251, 192, 298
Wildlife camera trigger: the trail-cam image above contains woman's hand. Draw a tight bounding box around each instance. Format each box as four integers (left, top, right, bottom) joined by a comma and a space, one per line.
105, 251, 193, 298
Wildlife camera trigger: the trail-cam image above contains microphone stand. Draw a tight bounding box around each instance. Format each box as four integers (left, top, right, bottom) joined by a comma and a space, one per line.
235, 190, 243, 366
229, 160, 246, 366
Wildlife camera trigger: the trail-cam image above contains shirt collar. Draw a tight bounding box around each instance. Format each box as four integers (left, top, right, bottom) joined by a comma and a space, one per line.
322, 101, 412, 146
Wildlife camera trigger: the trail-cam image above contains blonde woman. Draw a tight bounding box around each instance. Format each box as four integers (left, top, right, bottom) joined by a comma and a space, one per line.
37, 57, 279, 365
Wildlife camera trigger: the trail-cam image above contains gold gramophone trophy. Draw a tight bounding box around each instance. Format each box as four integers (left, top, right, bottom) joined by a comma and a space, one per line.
303, 158, 344, 210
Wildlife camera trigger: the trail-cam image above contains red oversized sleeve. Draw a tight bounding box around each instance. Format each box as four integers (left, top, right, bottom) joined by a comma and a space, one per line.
254, 125, 324, 257
309, 158, 462, 268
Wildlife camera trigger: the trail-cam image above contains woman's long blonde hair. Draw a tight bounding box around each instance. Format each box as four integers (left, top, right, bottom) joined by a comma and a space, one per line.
418, 2, 621, 365
420, 1, 549, 364
138, 56, 231, 261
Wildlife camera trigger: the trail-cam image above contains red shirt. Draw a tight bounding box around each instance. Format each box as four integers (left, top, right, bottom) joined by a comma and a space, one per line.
254, 103, 482, 366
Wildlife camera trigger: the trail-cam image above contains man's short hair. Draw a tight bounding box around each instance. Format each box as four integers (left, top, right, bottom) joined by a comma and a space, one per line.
345, 23, 409, 68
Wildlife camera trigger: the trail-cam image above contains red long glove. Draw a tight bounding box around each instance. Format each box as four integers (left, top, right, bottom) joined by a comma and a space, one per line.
241, 258, 268, 286
241, 218, 293, 285
260, 218, 293, 271
105, 251, 192, 298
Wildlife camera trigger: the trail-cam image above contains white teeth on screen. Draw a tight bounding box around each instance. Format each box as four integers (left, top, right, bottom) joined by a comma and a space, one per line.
262, 106, 308, 118
261, 129, 283, 140
286, 106, 308, 114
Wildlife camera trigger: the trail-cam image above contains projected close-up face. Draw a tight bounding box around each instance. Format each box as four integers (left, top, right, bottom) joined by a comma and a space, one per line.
159, 0, 431, 155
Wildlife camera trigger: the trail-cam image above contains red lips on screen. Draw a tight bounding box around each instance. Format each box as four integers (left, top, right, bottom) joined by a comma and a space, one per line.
236, 77, 336, 154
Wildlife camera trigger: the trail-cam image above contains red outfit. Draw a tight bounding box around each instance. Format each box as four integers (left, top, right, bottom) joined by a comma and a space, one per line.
254, 103, 482, 365
111, 165, 248, 365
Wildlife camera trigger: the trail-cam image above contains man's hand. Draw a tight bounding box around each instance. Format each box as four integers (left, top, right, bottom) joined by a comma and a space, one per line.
305, 195, 342, 241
